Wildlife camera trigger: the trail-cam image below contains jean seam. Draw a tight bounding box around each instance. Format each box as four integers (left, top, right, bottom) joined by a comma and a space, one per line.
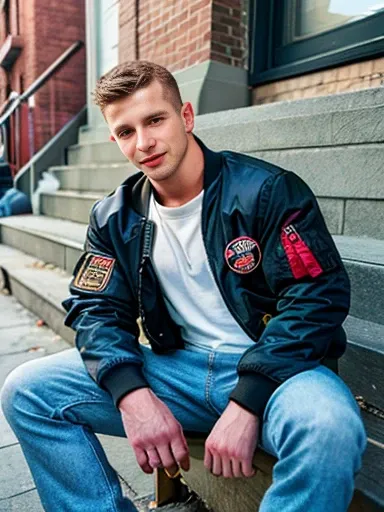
205, 352, 220, 416
51, 397, 112, 421
81, 427, 119, 512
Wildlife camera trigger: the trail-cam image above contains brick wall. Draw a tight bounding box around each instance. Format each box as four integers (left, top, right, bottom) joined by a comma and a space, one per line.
119, 0, 248, 73
253, 57, 384, 105
0, 0, 85, 158
32, 0, 86, 151
211, 0, 247, 68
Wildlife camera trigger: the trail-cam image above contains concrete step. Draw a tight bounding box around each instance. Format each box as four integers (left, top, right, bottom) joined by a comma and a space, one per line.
0, 245, 74, 344
50, 163, 137, 193
60, 143, 384, 202
0, 215, 85, 273
196, 103, 384, 152
1, 242, 382, 510
60, 144, 384, 237
250, 144, 384, 200
0, 216, 383, 325
0, 241, 382, 347
69, 109, 384, 166
40, 190, 103, 224
78, 87, 384, 144
335, 236, 384, 325
68, 141, 126, 165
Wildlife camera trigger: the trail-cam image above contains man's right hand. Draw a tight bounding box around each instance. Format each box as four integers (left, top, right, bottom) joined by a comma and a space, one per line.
118, 388, 190, 474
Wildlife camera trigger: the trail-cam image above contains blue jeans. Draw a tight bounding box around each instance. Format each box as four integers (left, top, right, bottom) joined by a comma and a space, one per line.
1, 345, 366, 512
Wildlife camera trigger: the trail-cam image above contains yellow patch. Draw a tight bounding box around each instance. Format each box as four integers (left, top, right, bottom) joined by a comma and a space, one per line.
73, 254, 115, 292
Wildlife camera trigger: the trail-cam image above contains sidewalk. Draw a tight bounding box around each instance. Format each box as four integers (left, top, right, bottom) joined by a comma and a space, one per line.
0, 292, 207, 512
0, 292, 70, 511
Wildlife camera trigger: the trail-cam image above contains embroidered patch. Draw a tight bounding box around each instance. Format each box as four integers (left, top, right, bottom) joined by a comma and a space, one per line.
281, 224, 323, 279
73, 254, 115, 292
225, 236, 261, 275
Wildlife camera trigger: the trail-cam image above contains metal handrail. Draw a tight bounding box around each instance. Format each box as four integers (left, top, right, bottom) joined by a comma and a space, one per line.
0, 41, 84, 177
0, 40, 84, 128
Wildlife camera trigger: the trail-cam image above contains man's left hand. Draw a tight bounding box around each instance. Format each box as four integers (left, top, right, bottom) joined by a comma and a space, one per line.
204, 401, 259, 478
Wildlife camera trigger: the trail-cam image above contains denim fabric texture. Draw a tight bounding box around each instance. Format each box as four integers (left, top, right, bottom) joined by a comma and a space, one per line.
1, 346, 366, 512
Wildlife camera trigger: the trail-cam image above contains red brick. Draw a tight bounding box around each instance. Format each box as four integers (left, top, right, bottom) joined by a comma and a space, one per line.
119, 0, 247, 73
0, 0, 85, 154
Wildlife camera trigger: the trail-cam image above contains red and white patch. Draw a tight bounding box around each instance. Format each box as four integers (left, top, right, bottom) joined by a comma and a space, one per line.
73, 254, 115, 292
225, 236, 261, 275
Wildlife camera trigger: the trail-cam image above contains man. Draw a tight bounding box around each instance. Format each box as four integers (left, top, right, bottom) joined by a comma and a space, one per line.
1, 61, 366, 512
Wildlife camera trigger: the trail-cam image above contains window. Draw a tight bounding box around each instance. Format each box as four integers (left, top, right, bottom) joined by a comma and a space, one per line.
249, 0, 384, 85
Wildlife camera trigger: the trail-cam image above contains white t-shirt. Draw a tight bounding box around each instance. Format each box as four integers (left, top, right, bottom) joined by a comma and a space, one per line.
148, 191, 254, 353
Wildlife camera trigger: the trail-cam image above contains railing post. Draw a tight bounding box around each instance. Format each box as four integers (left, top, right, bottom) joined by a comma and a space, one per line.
28, 95, 35, 160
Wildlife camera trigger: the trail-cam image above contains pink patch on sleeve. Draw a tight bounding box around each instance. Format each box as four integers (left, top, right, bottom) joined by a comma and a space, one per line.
281, 224, 323, 279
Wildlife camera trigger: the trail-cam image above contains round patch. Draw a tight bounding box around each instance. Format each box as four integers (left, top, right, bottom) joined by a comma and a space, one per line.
225, 236, 261, 275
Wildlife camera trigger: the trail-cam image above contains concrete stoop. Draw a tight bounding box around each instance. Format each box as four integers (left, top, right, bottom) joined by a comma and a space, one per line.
0, 237, 383, 509
1, 86, 384, 510
1, 215, 384, 327
61, 87, 384, 239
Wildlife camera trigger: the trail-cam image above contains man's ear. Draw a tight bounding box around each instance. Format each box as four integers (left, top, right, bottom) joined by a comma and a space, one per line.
109, 134, 116, 142
181, 102, 194, 133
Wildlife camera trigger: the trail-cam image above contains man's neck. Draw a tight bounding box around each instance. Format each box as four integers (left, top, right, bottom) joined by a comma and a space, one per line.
151, 136, 204, 208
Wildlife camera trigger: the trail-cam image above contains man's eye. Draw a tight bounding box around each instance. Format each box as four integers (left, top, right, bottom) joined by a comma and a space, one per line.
119, 129, 132, 138
151, 117, 162, 125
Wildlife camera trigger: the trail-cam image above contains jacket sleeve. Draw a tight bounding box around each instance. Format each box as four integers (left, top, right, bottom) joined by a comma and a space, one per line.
62, 208, 149, 407
230, 171, 350, 418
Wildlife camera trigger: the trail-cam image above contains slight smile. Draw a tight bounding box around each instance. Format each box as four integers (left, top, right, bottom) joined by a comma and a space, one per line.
140, 153, 166, 167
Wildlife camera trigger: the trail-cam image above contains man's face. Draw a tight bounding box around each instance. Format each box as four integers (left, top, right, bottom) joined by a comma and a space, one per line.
104, 80, 194, 182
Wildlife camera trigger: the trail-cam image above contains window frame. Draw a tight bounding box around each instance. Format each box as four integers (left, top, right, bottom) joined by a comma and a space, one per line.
249, 0, 384, 86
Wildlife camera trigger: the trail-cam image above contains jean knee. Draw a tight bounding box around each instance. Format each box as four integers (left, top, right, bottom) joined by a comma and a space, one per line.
291, 403, 367, 475
1, 358, 47, 425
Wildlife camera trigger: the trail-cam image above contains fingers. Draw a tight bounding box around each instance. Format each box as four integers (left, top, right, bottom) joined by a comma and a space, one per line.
231, 458, 242, 478
156, 444, 178, 474
212, 453, 222, 476
135, 447, 153, 474
204, 445, 255, 479
139, 432, 189, 475
171, 434, 190, 471
241, 460, 256, 478
147, 447, 162, 469
204, 447, 212, 473
221, 456, 232, 478
204, 447, 224, 477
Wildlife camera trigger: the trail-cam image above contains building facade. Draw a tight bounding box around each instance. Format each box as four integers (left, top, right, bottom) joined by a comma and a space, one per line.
86, 0, 384, 121
0, 0, 86, 167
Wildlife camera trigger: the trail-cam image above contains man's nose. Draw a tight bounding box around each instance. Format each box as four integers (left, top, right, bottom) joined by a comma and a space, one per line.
136, 130, 155, 152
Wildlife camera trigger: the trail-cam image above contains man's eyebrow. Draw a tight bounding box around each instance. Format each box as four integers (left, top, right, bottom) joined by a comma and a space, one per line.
143, 110, 168, 122
113, 111, 169, 135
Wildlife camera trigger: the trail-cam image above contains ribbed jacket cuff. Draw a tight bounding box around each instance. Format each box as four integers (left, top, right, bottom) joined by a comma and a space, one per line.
230, 373, 279, 419
101, 364, 149, 408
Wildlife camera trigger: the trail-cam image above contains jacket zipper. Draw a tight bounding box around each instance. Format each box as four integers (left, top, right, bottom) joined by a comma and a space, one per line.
137, 219, 159, 345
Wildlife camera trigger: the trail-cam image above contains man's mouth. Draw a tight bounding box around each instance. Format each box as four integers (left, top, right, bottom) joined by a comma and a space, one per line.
140, 153, 166, 167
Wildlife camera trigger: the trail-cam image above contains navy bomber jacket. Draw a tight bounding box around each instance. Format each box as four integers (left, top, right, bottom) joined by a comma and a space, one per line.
63, 137, 350, 419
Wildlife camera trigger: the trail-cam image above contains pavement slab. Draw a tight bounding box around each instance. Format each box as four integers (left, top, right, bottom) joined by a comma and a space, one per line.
0, 444, 36, 499
0, 290, 207, 511
0, 408, 17, 448
0, 295, 36, 329
0, 489, 43, 512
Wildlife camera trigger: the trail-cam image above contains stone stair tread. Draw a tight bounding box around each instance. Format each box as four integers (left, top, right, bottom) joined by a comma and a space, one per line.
1, 217, 384, 271
43, 190, 104, 200
0, 244, 71, 312
49, 163, 132, 171
0, 243, 383, 352
197, 87, 384, 124
0, 215, 87, 248
333, 235, 384, 266
343, 316, 384, 354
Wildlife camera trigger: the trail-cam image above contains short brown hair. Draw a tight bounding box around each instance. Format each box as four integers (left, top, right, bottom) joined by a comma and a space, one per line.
93, 61, 183, 113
